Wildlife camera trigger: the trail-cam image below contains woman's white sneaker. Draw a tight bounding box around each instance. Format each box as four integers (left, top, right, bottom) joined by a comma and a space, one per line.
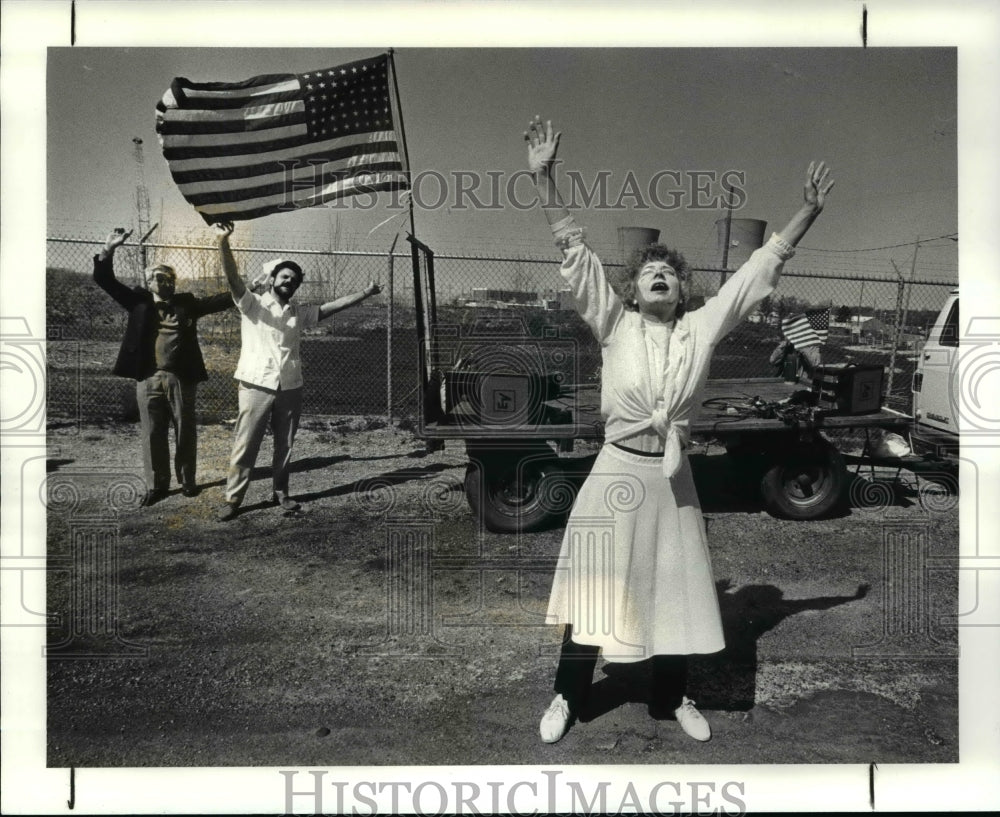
539, 694, 572, 743
674, 696, 711, 741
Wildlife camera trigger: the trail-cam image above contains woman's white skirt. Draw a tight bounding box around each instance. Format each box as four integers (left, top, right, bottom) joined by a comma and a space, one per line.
546, 444, 725, 661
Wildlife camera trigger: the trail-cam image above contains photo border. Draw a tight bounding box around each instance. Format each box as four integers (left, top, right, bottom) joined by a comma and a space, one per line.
3, 1, 998, 813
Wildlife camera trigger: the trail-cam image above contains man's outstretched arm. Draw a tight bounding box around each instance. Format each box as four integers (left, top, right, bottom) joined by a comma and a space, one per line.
317, 281, 381, 321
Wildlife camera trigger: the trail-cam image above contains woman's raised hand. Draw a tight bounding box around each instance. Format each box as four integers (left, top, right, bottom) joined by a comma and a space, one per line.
804, 161, 835, 211
525, 115, 561, 174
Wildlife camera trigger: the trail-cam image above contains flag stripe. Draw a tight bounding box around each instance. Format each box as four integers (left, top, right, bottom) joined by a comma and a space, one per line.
174, 151, 404, 195
181, 161, 406, 206
156, 54, 406, 222
158, 100, 306, 127
161, 122, 309, 149
158, 111, 308, 136
196, 175, 408, 224
182, 78, 300, 99
171, 73, 296, 93
167, 88, 304, 112
161, 132, 314, 161
197, 184, 408, 225
167, 138, 401, 182
160, 126, 395, 161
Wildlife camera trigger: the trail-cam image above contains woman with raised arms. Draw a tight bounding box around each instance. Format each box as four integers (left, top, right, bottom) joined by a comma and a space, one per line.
525, 116, 834, 743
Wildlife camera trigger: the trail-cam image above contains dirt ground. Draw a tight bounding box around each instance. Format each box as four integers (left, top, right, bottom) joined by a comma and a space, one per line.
46, 418, 958, 768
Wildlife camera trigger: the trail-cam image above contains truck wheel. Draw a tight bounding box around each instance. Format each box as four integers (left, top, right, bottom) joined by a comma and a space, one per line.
760, 445, 847, 520
465, 456, 568, 533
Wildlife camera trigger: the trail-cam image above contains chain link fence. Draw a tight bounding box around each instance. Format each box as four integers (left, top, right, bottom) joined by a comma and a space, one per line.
46, 237, 414, 426
47, 236, 956, 426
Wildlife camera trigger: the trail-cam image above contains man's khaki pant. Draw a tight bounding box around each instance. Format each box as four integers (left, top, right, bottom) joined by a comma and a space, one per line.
225, 381, 302, 506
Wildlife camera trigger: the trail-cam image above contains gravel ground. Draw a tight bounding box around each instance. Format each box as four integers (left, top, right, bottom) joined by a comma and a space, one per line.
46, 419, 958, 767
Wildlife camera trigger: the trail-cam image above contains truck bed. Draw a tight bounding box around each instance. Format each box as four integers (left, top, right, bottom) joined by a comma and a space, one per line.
691, 378, 912, 436
420, 377, 912, 441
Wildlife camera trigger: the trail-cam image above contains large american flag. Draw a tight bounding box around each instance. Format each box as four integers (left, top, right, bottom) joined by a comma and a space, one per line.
155, 54, 409, 223
781, 307, 830, 349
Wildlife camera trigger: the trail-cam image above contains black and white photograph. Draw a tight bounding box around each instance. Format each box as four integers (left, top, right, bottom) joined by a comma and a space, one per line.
2, 1, 999, 814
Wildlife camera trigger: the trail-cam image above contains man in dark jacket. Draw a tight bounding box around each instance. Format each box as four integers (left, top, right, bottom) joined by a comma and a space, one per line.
94, 227, 233, 505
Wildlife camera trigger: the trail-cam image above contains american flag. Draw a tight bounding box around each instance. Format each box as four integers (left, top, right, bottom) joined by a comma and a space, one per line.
781, 307, 830, 349
155, 54, 409, 223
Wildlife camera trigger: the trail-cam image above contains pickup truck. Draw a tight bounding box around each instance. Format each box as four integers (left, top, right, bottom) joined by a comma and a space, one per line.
910, 289, 960, 457
421, 370, 913, 530
408, 238, 954, 532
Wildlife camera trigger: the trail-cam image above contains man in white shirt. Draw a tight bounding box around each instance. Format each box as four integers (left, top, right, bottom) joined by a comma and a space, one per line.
214, 222, 381, 521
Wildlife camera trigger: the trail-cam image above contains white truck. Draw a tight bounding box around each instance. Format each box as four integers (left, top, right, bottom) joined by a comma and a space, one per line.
910, 289, 960, 457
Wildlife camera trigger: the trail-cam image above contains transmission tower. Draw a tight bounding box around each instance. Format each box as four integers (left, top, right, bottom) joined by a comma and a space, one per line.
132, 137, 152, 275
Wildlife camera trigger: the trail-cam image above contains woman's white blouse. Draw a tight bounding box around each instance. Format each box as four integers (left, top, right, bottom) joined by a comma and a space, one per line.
556, 224, 795, 475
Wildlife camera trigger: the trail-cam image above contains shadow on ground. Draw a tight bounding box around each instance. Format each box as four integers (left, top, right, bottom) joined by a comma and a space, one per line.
578, 579, 869, 723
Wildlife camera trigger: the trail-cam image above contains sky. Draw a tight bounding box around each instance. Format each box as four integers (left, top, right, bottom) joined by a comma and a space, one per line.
4, 3, 1000, 815
45, 46, 959, 280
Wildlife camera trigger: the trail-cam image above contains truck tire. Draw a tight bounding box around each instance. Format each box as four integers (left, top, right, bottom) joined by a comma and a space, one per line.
464, 455, 568, 533
760, 444, 847, 520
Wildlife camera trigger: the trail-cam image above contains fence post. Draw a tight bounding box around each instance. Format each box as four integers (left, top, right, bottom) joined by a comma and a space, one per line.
387, 238, 397, 428
886, 261, 904, 405
855, 279, 865, 343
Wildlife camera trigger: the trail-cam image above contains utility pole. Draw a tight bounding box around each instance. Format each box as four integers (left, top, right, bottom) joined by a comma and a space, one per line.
855, 280, 865, 343
719, 183, 733, 291
901, 236, 920, 341
387, 233, 399, 429
886, 259, 906, 403
886, 237, 921, 410
132, 137, 152, 280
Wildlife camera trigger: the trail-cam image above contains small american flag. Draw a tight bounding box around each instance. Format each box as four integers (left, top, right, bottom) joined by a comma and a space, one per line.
155, 54, 409, 223
781, 307, 830, 349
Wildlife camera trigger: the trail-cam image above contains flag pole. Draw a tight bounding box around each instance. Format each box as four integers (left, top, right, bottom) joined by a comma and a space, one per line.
387, 48, 416, 240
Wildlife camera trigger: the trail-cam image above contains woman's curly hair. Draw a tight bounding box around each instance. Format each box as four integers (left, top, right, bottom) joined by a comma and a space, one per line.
605, 243, 692, 318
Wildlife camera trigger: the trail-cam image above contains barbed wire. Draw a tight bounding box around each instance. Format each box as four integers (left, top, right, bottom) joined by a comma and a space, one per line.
46, 236, 958, 287
799, 233, 958, 253
46, 217, 959, 257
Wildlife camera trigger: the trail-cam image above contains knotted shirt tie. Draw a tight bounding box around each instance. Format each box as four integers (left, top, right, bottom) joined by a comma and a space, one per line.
606, 409, 690, 479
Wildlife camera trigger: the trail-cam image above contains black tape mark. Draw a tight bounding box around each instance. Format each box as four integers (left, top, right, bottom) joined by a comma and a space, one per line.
869, 762, 876, 809
862, 5, 868, 47
71, 0, 76, 46
68, 766, 75, 809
